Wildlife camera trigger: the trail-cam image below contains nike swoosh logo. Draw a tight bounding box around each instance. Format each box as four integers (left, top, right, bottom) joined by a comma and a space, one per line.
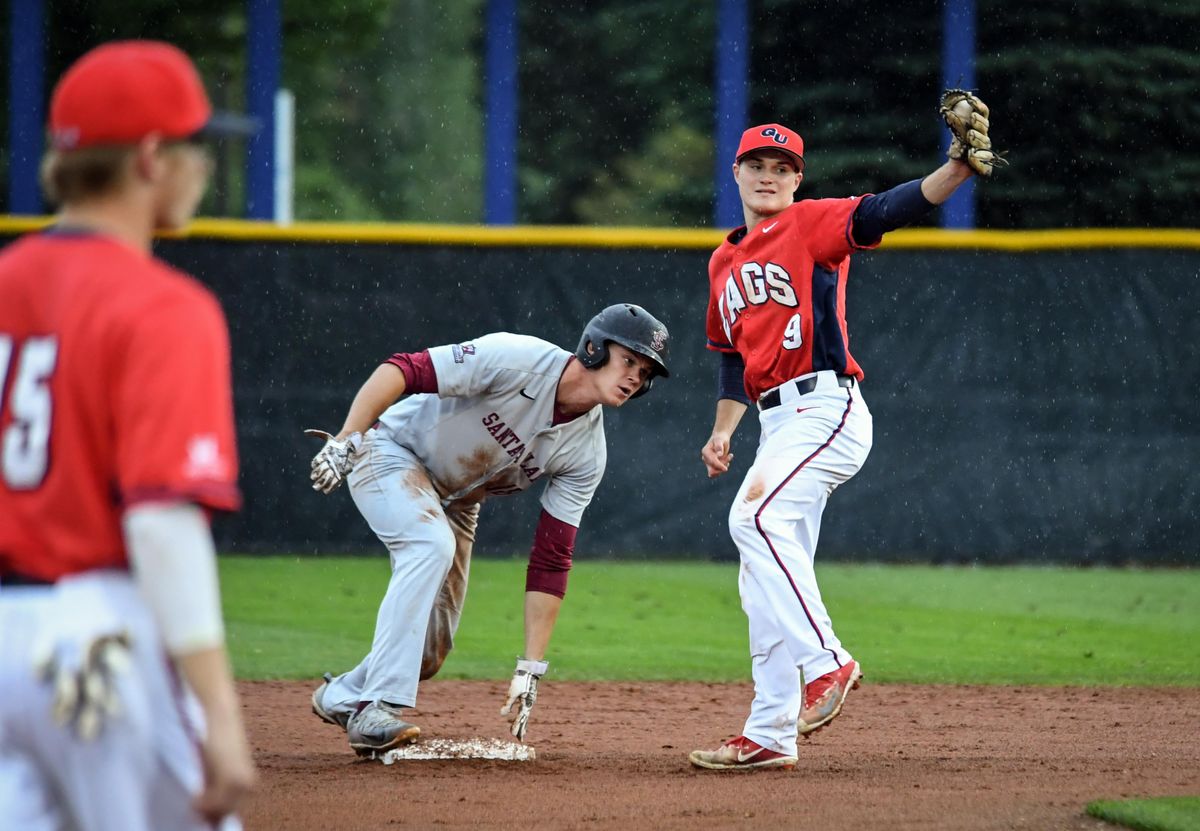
762, 221, 779, 234
796, 407, 815, 414
519, 388, 536, 400
736, 746, 765, 762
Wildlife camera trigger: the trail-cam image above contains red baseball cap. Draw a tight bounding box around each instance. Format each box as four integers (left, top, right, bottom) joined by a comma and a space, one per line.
735, 123, 805, 170
48, 40, 256, 151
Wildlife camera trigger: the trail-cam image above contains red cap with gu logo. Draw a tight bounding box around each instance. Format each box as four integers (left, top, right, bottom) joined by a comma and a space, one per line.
735, 123, 805, 171
48, 40, 255, 151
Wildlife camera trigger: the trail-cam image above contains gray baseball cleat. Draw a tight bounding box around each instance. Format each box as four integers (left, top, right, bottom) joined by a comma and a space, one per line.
347, 700, 421, 756
311, 672, 350, 730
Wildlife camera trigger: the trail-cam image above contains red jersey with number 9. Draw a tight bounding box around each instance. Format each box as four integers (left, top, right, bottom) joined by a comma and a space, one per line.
706, 197, 880, 400
0, 230, 241, 581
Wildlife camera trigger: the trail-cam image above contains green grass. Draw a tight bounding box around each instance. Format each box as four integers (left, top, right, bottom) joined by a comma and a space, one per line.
218, 557, 1200, 684
1087, 797, 1200, 831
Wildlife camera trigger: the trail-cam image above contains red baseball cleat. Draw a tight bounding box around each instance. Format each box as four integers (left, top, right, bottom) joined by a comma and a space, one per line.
799, 660, 862, 736
688, 735, 797, 771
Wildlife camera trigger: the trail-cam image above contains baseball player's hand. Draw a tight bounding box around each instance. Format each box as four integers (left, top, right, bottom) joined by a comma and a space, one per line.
500, 657, 548, 742
195, 707, 257, 824
35, 632, 132, 741
304, 428, 363, 494
701, 433, 734, 478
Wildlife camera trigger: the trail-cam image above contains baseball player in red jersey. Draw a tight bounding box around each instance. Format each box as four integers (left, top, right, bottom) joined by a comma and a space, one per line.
0, 42, 256, 825
689, 121, 980, 770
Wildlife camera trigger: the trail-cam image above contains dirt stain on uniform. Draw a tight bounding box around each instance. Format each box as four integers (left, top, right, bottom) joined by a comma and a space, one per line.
458, 487, 489, 504
744, 479, 765, 502
401, 466, 436, 499
446, 446, 499, 496
421, 502, 479, 679
401, 467, 445, 523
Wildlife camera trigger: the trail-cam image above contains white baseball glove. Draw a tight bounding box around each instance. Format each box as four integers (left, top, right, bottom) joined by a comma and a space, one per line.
304, 429, 363, 494
500, 657, 548, 742
35, 632, 132, 741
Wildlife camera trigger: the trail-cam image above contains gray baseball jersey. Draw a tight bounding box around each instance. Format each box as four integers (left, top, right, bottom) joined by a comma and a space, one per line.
375, 332, 606, 526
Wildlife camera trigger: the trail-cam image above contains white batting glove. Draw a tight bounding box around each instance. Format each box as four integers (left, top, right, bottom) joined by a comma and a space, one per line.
304, 429, 362, 494
35, 632, 132, 741
500, 657, 548, 742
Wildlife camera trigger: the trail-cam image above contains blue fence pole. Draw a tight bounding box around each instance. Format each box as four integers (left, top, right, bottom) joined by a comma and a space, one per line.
941, 0, 976, 228
246, 0, 280, 220
8, 0, 45, 215
484, 0, 518, 225
713, 0, 749, 229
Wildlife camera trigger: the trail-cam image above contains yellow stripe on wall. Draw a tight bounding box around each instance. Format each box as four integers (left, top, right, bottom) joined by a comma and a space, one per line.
2, 215, 1198, 251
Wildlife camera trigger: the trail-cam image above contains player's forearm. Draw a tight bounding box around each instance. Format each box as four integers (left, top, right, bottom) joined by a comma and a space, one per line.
920, 159, 975, 205
176, 645, 256, 819
522, 590, 562, 660
176, 645, 245, 728
711, 397, 749, 439
337, 363, 407, 438
717, 351, 751, 405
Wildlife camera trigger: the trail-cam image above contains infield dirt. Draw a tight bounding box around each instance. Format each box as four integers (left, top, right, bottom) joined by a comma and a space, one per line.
239, 680, 1199, 830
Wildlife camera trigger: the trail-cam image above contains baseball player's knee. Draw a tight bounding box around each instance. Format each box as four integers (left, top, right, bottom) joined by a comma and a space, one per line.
728, 502, 760, 547
729, 501, 811, 558
749, 635, 788, 663
729, 519, 764, 554
381, 523, 456, 575
422, 521, 457, 569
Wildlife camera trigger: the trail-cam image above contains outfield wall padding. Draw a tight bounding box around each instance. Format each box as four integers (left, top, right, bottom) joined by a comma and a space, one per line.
4, 230, 1197, 564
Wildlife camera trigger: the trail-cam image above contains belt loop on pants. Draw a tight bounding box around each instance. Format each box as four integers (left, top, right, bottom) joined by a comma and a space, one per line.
757, 373, 856, 411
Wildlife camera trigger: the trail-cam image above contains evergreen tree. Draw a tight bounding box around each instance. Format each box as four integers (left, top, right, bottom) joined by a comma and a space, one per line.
4, 1, 1197, 227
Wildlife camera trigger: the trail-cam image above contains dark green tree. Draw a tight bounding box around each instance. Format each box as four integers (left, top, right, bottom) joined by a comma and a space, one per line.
4, 1, 1198, 228
979, 0, 1200, 227
753, 0, 941, 202
517, 0, 715, 225
752, 0, 1200, 228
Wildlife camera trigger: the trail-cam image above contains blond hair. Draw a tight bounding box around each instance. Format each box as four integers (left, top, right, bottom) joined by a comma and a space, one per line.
39, 145, 135, 206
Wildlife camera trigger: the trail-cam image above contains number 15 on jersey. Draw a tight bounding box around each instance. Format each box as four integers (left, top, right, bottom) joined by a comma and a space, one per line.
0, 334, 59, 489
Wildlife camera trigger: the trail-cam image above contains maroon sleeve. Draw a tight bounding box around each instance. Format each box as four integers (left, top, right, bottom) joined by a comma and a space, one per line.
526, 509, 577, 598
385, 350, 439, 394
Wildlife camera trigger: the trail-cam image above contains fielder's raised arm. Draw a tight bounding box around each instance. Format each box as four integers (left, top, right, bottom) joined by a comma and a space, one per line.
691, 92, 1000, 770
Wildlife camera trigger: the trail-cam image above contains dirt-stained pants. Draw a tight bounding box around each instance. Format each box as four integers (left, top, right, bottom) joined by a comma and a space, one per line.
321, 431, 479, 713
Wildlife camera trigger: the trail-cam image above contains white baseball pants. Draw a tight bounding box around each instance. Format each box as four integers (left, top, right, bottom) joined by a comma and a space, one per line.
729, 371, 872, 756
321, 431, 478, 715
0, 573, 239, 831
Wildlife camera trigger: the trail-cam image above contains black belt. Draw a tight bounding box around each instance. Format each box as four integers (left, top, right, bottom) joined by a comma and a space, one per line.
758, 373, 856, 411
0, 571, 55, 586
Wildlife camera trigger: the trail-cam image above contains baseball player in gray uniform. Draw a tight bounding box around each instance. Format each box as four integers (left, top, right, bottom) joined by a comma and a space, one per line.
306, 304, 670, 755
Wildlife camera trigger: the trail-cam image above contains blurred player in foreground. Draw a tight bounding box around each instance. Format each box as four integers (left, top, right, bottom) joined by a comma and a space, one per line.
307, 305, 670, 755
0, 41, 256, 826
691, 93, 999, 771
